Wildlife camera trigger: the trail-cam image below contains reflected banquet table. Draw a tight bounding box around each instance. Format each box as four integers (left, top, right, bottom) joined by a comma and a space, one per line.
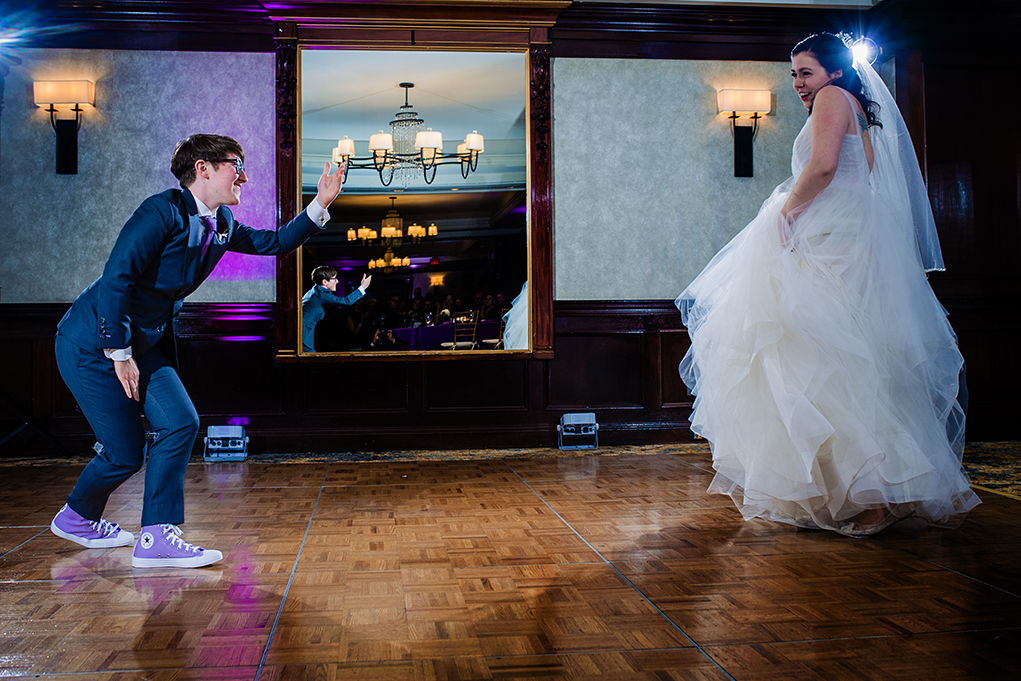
390, 321, 499, 350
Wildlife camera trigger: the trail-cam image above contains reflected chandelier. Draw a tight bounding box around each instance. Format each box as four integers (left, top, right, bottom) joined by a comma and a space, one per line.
348, 197, 438, 272
332, 82, 484, 188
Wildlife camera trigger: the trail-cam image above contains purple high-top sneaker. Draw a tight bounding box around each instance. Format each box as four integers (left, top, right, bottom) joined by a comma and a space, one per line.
132, 524, 223, 568
50, 504, 135, 548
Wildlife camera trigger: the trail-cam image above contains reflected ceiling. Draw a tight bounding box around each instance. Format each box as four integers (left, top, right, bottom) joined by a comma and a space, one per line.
301, 49, 528, 195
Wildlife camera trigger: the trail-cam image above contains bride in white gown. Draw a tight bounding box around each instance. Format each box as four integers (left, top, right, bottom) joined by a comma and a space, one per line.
676, 33, 980, 536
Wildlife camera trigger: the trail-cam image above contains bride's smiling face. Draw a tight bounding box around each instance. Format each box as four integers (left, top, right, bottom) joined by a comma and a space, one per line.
791, 53, 842, 111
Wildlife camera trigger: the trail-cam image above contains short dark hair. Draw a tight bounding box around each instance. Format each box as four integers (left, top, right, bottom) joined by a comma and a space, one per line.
170, 134, 245, 188
312, 265, 337, 286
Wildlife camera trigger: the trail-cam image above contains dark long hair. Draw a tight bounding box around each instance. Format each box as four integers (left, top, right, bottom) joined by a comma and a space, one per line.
792, 33, 881, 128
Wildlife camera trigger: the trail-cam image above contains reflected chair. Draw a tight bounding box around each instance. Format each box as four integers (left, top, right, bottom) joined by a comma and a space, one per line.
480, 308, 508, 350
440, 311, 479, 350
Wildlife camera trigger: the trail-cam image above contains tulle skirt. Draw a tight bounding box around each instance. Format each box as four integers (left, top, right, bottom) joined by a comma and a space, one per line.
676, 177, 980, 535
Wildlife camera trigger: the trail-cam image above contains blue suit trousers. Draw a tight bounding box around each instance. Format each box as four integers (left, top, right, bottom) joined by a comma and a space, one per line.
55, 333, 199, 526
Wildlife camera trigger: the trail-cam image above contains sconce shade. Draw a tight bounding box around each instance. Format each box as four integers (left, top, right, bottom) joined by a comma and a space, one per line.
414, 128, 442, 150
33, 80, 95, 107
464, 131, 484, 151
334, 136, 355, 160
717, 89, 771, 115
368, 131, 394, 152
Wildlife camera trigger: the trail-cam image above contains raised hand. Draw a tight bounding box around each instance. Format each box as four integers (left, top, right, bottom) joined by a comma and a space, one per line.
361, 273, 372, 290
315, 161, 346, 209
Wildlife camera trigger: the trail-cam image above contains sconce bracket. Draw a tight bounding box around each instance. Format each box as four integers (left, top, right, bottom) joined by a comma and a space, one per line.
54, 117, 79, 175
733, 125, 753, 178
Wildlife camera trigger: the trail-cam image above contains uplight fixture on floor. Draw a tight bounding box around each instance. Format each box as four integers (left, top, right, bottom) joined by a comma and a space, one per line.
203, 425, 248, 462
558, 413, 598, 451
718, 89, 772, 177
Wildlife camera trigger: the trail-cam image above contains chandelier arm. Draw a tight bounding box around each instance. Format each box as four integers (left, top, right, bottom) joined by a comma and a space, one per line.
460, 157, 471, 179
422, 162, 437, 184
379, 164, 394, 187
419, 148, 438, 171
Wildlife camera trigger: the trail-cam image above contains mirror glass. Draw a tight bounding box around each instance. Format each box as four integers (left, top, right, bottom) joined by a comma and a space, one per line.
298, 49, 529, 354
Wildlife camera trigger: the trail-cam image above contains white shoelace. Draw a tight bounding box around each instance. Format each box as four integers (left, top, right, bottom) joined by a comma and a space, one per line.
158, 523, 201, 553
90, 518, 122, 537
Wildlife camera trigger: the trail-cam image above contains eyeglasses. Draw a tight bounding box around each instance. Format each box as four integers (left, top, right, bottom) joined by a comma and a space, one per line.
209, 158, 245, 175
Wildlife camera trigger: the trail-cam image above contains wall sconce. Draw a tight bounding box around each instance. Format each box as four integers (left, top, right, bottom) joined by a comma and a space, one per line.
33, 80, 95, 175
717, 89, 772, 177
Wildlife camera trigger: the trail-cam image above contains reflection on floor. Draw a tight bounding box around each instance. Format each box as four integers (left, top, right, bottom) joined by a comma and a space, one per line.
1, 448, 1019, 679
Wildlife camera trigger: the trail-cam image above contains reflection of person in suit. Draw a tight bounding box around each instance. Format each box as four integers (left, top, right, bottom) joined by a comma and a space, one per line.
302, 266, 370, 352
49, 134, 347, 569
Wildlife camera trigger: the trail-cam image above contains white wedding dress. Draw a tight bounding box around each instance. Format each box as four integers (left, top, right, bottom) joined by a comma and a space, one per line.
676, 88, 980, 534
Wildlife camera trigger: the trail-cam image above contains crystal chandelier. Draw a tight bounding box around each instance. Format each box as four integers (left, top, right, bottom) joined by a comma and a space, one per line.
332, 83, 484, 188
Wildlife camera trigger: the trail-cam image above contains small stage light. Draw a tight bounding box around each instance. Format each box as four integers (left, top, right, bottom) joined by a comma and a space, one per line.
203, 425, 248, 462
557, 412, 599, 450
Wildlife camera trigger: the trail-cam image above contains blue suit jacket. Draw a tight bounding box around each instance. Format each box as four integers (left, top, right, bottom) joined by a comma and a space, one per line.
301, 285, 365, 352
58, 188, 324, 364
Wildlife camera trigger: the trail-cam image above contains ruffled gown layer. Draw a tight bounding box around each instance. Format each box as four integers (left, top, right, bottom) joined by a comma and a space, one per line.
676, 112, 980, 534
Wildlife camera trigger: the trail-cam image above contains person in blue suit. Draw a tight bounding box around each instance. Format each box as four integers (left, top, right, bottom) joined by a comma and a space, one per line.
49, 134, 347, 568
301, 265, 370, 352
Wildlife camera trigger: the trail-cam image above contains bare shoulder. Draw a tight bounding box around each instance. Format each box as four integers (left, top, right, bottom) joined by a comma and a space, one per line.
814, 85, 851, 110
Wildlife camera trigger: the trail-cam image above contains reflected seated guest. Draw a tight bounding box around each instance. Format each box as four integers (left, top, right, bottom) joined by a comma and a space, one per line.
408, 297, 425, 327
369, 328, 409, 351
480, 293, 501, 322
302, 266, 370, 352
377, 294, 407, 331
338, 299, 372, 350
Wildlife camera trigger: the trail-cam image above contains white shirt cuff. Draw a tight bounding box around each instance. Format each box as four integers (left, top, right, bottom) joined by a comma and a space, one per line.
306, 200, 330, 227
358, 285, 368, 293
104, 347, 132, 361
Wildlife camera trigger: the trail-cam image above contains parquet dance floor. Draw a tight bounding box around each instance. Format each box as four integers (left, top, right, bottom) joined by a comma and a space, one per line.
1, 449, 1019, 679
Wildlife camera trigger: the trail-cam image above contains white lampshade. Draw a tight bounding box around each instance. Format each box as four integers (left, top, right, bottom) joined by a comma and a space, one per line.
401, 256, 411, 267
357, 226, 370, 239
369, 131, 393, 151
368, 230, 378, 240
415, 128, 442, 150
464, 130, 484, 151
427, 223, 438, 237
717, 89, 772, 115
33, 80, 96, 107
381, 226, 395, 238
347, 228, 357, 241
335, 136, 355, 158
368, 260, 376, 269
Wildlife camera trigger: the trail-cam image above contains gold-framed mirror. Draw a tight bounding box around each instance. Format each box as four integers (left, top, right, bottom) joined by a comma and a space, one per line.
296, 48, 530, 355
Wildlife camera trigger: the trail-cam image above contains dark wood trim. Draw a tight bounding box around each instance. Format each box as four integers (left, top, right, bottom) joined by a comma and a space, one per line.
530, 37, 555, 359
265, 1, 571, 30
274, 4, 565, 363
551, 2, 865, 61
275, 27, 300, 358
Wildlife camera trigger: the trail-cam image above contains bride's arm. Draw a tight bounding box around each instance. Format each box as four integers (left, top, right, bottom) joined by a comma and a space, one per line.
781, 87, 851, 217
